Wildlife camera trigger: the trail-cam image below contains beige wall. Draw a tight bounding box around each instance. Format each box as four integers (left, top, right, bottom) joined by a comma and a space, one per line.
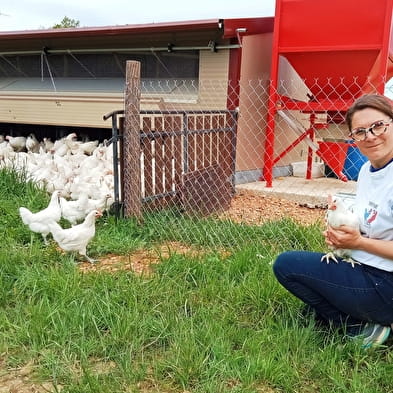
0, 93, 123, 128
162, 50, 230, 112
235, 32, 273, 172
198, 50, 230, 109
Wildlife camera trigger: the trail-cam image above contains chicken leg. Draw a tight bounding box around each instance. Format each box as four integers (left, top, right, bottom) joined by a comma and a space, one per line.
321, 252, 360, 268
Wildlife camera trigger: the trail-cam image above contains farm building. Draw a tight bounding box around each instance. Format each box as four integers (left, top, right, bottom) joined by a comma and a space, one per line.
0, 17, 275, 185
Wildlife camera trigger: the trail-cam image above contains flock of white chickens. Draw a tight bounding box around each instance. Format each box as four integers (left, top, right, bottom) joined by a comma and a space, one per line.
1, 132, 115, 201
1, 132, 117, 263
3, 132, 359, 266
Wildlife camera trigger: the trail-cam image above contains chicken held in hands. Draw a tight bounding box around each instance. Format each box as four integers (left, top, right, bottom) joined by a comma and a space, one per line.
321, 194, 360, 268
19, 190, 62, 244
48, 209, 102, 263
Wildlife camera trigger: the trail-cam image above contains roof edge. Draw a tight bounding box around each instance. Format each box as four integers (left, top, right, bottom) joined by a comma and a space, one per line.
0, 17, 274, 40
0, 19, 223, 39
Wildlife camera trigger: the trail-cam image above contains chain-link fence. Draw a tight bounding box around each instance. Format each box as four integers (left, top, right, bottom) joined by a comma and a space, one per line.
1, 75, 392, 253
106, 76, 393, 252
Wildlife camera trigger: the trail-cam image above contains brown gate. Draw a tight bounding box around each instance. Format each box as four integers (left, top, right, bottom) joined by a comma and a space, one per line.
139, 110, 237, 215
104, 109, 237, 218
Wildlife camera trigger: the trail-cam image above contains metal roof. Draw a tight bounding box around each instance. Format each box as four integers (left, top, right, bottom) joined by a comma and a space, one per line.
0, 17, 274, 52
0, 19, 224, 39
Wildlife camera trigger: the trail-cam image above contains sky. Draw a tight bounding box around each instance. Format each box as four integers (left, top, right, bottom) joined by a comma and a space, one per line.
0, 0, 276, 31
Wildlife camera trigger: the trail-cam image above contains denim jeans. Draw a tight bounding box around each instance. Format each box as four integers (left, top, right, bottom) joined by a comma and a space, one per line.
273, 251, 393, 333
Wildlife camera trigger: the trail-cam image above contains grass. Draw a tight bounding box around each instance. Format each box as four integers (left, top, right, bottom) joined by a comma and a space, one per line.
1, 166, 393, 393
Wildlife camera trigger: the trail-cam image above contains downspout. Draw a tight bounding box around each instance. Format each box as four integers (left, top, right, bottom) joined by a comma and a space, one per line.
226, 28, 245, 191
226, 29, 245, 110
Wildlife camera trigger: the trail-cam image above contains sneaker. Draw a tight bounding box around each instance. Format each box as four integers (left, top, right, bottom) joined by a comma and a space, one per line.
358, 323, 391, 349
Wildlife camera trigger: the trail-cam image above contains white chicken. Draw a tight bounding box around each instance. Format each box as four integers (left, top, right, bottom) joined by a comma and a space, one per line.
60, 194, 90, 226
0, 143, 15, 161
321, 194, 360, 268
6, 135, 27, 152
42, 137, 54, 153
72, 140, 99, 155
86, 193, 113, 213
48, 209, 102, 263
26, 133, 40, 153
19, 190, 62, 244
61, 192, 113, 225
52, 133, 78, 156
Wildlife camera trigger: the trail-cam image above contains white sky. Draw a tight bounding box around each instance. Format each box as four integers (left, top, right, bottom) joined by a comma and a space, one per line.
0, 0, 276, 31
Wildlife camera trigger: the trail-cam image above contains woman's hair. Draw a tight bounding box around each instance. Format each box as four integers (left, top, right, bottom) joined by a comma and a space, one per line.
345, 94, 393, 131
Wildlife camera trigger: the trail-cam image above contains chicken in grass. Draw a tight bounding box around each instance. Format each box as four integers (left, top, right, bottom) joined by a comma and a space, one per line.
60, 194, 90, 226
85, 193, 113, 213
321, 194, 360, 267
19, 190, 62, 244
60, 193, 113, 226
48, 209, 102, 263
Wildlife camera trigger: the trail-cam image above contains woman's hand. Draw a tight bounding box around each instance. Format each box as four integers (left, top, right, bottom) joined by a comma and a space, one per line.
323, 225, 362, 250
324, 225, 393, 261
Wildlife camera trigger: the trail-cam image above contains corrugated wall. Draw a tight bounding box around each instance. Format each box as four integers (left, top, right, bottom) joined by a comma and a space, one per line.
0, 50, 231, 128
0, 93, 123, 128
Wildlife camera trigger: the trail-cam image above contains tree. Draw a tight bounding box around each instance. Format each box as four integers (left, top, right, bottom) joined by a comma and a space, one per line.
53, 16, 80, 29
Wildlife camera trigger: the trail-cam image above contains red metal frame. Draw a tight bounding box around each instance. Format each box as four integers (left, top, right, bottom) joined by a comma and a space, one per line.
262, 0, 393, 187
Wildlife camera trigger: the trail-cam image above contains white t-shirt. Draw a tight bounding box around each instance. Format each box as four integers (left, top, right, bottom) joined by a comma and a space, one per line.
352, 160, 393, 271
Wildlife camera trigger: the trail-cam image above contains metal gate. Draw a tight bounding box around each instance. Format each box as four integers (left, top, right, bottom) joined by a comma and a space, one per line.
104, 109, 238, 218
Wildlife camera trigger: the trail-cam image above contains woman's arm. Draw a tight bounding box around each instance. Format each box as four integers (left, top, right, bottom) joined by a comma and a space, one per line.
325, 225, 393, 260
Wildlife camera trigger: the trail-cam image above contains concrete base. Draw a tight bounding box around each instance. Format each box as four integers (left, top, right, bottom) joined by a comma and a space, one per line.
236, 176, 357, 207
234, 166, 292, 185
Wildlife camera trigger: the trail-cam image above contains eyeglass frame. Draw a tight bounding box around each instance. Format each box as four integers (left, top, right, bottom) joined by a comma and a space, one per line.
349, 118, 392, 141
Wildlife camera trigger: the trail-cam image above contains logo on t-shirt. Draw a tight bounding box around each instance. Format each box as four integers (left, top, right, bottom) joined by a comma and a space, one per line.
364, 208, 378, 225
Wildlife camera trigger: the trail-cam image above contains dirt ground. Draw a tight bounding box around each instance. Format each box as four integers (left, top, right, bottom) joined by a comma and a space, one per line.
218, 190, 326, 227
80, 190, 326, 274
2, 190, 326, 392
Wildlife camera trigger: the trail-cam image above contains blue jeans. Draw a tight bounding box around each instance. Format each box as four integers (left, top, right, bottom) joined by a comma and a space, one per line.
273, 251, 393, 334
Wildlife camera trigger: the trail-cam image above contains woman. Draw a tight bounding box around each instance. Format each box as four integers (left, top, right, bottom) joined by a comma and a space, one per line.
273, 94, 393, 348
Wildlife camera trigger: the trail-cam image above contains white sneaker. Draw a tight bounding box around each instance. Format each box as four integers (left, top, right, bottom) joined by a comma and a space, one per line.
359, 323, 390, 349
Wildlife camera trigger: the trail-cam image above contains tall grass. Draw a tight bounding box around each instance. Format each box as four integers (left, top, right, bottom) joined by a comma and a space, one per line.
1, 167, 392, 393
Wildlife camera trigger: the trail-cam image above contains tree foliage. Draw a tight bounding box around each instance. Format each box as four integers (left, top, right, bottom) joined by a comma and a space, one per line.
52, 16, 80, 29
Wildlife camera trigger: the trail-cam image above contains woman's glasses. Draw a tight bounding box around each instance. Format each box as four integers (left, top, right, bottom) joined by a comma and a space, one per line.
350, 119, 392, 141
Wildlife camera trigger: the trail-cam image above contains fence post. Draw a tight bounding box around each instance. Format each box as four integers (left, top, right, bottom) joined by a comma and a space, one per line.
123, 60, 142, 219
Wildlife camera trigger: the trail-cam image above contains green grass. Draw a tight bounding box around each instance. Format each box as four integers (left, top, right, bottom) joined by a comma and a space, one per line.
1, 166, 393, 393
